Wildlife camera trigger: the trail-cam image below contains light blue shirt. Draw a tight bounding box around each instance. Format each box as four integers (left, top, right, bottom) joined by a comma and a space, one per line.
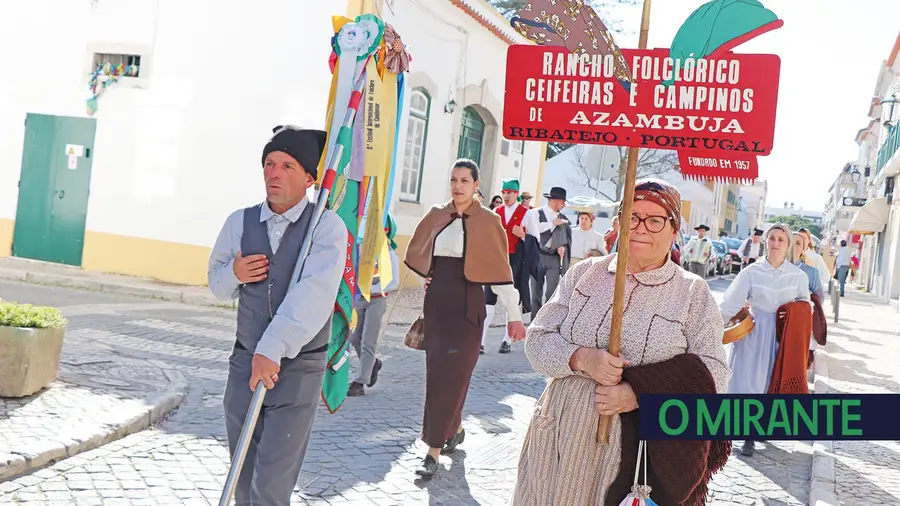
207, 198, 348, 363
719, 258, 811, 319
796, 261, 824, 299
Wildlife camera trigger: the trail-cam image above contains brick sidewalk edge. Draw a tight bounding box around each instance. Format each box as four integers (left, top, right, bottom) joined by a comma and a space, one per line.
0, 363, 189, 482
0, 267, 235, 309
808, 355, 838, 506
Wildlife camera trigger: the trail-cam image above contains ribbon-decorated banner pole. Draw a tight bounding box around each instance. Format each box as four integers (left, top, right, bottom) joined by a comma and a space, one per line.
316, 12, 411, 413
318, 15, 384, 413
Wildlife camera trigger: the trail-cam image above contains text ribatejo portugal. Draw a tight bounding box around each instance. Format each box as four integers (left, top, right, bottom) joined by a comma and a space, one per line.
638, 395, 900, 441
502, 46, 781, 156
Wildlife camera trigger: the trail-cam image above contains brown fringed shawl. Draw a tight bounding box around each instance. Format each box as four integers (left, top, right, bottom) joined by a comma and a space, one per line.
810, 293, 827, 346
404, 200, 514, 285
604, 354, 731, 506
768, 300, 813, 394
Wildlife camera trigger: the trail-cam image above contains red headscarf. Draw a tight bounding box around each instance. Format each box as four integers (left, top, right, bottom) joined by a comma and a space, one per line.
621, 178, 682, 227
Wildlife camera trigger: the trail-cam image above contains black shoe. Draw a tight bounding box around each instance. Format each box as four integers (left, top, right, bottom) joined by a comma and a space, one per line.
368, 358, 382, 387
741, 440, 755, 456
499, 342, 511, 354
480, 345, 485, 355
442, 428, 465, 454
347, 382, 365, 396
415, 455, 438, 479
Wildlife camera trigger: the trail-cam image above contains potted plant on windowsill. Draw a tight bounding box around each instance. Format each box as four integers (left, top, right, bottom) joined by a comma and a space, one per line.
0, 299, 67, 398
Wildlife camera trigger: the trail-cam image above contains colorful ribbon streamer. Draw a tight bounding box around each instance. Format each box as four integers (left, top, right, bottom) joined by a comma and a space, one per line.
85, 62, 138, 115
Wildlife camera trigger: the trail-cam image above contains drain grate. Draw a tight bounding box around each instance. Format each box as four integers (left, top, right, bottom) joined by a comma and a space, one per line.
296, 471, 319, 489
466, 439, 520, 470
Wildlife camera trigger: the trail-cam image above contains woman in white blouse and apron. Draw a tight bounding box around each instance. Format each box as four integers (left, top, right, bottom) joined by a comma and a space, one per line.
718, 223, 810, 457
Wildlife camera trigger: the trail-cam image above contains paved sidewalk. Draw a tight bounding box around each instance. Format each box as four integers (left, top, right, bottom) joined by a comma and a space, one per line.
0, 284, 187, 482
0, 257, 229, 308
818, 288, 900, 506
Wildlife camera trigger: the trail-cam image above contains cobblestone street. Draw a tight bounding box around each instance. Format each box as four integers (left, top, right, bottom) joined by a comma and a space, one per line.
818, 290, 900, 506
0, 276, 828, 505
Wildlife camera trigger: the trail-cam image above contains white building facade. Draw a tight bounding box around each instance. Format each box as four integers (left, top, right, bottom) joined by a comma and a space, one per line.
737, 181, 768, 237
822, 163, 866, 245
849, 33, 900, 305
383, 0, 545, 272
0, 0, 545, 286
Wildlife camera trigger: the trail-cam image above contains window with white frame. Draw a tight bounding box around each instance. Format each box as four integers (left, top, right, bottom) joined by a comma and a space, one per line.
400, 89, 430, 202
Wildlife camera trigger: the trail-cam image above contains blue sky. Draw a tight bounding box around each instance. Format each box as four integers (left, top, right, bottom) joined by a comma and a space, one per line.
604, 0, 900, 212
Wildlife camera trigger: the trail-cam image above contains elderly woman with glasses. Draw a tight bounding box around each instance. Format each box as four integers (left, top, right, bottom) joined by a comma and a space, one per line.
510, 179, 731, 506
718, 223, 810, 457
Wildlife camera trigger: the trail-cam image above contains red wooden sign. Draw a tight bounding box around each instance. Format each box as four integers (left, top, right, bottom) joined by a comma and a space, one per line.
677, 151, 759, 183
503, 46, 781, 159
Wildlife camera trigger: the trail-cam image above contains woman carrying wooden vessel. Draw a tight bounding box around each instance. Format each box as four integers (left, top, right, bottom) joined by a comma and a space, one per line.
404, 159, 526, 479
510, 179, 731, 506
719, 223, 811, 457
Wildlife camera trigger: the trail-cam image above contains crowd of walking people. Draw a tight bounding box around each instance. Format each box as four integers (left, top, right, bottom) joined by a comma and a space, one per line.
209, 128, 827, 505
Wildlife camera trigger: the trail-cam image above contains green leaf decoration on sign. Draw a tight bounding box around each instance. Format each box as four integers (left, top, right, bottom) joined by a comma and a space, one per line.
666, 0, 783, 85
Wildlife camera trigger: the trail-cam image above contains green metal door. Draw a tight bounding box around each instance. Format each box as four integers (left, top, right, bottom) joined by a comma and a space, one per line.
13, 114, 97, 266
458, 107, 485, 165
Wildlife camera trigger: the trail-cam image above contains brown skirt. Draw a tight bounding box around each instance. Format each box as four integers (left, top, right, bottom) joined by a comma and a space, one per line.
421, 256, 485, 448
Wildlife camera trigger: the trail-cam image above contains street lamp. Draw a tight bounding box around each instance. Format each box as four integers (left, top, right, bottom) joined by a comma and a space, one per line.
444, 98, 457, 114
840, 166, 861, 185
881, 94, 900, 131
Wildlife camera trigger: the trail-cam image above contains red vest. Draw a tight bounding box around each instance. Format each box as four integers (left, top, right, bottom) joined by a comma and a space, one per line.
496, 204, 528, 254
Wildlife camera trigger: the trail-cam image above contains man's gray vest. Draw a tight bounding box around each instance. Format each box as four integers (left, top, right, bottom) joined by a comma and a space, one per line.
234, 204, 332, 358
743, 238, 765, 258
537, 209, 568, 254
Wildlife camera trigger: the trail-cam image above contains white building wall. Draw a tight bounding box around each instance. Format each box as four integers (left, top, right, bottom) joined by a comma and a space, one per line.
383, 0, 544, 235
0, 0, 336, 248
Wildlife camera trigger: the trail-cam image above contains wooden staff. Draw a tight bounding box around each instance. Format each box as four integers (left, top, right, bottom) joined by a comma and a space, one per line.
597, 0, 653, 445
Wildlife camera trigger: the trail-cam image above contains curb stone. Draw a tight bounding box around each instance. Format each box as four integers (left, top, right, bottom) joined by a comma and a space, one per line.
0, 266, 236, 310
808, 354, 839, 506
0, 364, 189, 482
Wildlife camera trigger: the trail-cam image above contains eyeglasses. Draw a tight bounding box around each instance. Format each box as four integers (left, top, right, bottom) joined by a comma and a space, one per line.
630, 214, 669, 233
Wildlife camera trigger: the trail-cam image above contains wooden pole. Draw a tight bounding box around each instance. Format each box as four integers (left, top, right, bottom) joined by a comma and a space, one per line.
597, 0, 653, 445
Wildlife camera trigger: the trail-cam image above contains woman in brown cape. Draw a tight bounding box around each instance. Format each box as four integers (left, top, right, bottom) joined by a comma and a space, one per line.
404, 159, 526, 478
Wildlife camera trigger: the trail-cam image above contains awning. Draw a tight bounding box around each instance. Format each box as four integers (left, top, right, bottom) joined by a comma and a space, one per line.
848, 197, 890, 235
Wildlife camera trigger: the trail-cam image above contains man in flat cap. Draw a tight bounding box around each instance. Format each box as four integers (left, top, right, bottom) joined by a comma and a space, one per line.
208, 125, 347, 505
740, 228, 766, 268
684, 224, 712, 278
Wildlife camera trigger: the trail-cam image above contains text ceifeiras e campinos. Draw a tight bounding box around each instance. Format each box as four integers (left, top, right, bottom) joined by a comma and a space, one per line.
524, 51, 757, 135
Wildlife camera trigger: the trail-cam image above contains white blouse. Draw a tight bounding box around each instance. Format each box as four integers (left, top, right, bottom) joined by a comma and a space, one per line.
570, 227, 605, 258
433, 218, 523, 322
719, 258, 811, 320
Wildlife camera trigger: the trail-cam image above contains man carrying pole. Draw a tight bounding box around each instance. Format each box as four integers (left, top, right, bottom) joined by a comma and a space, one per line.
208, 125, 347, 506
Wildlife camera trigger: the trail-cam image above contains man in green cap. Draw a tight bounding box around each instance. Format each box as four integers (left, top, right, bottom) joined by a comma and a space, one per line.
482, 178, 541, 354
347, 214, 401, 396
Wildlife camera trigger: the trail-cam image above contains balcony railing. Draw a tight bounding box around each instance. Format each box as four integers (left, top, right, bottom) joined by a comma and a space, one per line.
876, 125, 900, 175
